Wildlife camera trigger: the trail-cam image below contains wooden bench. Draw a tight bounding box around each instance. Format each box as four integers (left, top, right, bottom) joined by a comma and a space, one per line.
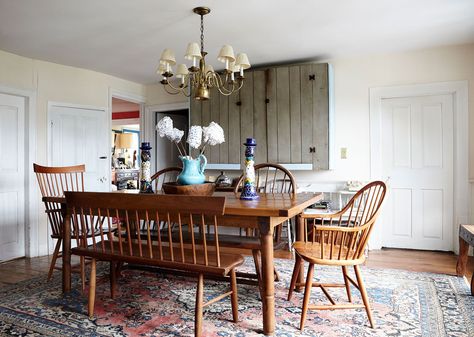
456, 224, 474, 295
65, 191, 243, 337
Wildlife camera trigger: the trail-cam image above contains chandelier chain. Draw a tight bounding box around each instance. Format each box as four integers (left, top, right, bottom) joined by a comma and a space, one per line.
200, 14, 204, 53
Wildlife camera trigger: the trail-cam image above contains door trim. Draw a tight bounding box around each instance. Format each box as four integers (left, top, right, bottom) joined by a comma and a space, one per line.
369, 81, 469, 253
144, 102, 189, 174
0, 85, 38, 258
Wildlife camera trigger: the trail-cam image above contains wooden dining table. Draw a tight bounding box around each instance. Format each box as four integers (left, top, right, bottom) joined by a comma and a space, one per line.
60, 190, 321, 336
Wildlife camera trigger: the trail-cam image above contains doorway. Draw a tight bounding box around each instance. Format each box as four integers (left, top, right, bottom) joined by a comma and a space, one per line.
111, 97, 141, 190
155, 109, 189, 171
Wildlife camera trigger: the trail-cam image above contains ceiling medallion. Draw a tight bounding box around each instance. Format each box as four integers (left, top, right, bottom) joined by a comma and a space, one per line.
157, 6, 250, 101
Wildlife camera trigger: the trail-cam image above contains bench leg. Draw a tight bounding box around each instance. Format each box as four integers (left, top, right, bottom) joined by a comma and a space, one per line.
88, 258, 97, 320
195, 273, 204, 337
471, 273, 474, 296
457, 237, 469, 276
110, 261, 117, 299
230, 269, 239, 323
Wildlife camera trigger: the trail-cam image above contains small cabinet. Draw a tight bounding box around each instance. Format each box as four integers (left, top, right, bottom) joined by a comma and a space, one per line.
189, 62, 332, 170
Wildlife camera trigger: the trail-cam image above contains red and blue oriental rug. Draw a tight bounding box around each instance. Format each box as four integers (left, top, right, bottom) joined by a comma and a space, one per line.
0, 257, 473, 336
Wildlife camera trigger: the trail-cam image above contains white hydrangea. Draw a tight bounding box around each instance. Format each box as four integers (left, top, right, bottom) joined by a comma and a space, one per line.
156, 116, 173, 138
202, 121, 225, 146
167, 128, 184, 143
187, 125, 202, 149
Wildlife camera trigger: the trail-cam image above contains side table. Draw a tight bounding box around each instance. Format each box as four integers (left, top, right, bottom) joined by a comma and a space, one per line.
456, 224, 474, 295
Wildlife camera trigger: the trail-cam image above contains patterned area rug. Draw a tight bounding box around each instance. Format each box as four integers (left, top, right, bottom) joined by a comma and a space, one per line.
0, 257, 473, 337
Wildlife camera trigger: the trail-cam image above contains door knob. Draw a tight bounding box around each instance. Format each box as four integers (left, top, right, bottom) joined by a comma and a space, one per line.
99, 156, 108, 159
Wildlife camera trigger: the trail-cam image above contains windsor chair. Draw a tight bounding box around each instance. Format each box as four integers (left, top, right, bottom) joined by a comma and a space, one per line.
150, 166, 181, 191
287, 181, 386, 330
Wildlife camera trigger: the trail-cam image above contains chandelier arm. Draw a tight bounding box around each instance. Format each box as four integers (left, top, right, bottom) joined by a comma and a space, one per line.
213, 73, 236, 95
166, 80, 189, 92
163, 84, 181, 95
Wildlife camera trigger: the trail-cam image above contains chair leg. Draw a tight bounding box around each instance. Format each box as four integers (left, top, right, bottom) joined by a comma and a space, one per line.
252, 249, 262, 286
110, 261, 117, 299
287, 219, 293, 251
47, 238, 62, 281
80, 256, 86, 293
354, 265, 374, 328
342, 266, 352, 302
300, 263, 314, 331
195, 273, 204, 337
230, 269, 239, 323
288, 255, 302, 301
88, 258, 97, 320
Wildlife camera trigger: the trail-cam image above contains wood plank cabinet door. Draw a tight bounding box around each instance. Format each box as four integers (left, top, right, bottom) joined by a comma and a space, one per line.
312, 63, 329, 170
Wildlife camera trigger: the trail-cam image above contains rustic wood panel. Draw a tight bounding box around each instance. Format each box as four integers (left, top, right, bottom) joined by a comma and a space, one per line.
228, 91, 241, 164
253, 70, 267, 164
201, 96, 211, 159
265, 68, 278, 163
289, 66, 302, 163
276, 67, 291, 163
312, 63, 329, 170
240, 72, 254, 161
300, 65, 313, 164
219, 93, 229, 164
210, 87, 220, 163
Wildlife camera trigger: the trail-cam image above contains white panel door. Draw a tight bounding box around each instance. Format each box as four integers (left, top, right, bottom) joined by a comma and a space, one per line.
381, 94, 454, 250
50, 105, 109, 192
0, 93, 25, 261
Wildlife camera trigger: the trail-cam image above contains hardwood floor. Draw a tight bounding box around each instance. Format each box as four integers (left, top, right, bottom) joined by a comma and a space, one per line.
1, 248, 473, 288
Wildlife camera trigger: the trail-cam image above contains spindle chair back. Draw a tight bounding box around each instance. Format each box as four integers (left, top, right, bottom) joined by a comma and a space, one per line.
150, 166, 181, 192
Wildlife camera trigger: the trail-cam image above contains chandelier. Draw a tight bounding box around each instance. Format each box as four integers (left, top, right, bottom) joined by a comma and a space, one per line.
157, 6, 251, 101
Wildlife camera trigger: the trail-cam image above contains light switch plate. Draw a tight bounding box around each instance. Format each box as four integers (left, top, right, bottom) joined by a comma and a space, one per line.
340, 147, 347, 159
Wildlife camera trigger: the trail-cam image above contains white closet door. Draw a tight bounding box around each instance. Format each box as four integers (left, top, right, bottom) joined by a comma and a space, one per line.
0, 93, 25, 261
381, 94, 454, 250
49, 104, 109, 192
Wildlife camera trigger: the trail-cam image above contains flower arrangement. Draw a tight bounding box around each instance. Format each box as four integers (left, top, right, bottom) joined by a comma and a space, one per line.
156, 116, 225, 158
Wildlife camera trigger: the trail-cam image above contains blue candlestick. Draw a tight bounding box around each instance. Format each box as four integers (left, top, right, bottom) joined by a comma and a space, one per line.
240, 138, 259, 200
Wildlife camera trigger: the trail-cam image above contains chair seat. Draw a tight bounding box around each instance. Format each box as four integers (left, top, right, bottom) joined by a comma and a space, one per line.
71, 240, 244, 276
293, 241, 365, 266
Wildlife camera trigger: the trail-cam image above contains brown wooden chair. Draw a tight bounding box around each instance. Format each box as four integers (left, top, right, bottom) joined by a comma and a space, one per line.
287, 181, 387, 330
33, 163, 86, 283
33, 163, 115, 288
234, 163, 296, 283
65, 192, 242, 337
150, 166, 181, 192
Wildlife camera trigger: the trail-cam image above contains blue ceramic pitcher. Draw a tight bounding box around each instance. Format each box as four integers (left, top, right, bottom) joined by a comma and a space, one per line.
177, 154, 207, 185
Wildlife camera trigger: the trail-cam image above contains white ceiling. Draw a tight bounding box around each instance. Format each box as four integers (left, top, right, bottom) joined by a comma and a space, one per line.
0, 0, 473, 84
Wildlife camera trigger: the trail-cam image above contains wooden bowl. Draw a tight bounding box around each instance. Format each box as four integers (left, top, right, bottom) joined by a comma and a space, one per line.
162, 182, 215, 196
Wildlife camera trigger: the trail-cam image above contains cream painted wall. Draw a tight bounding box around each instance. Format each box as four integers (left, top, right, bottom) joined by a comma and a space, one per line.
0, 49, 146, 256
145, 43, 474, 184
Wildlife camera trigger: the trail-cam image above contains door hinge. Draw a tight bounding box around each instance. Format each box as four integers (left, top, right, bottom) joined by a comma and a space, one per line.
265, 98, 270, 104
236, 101, 242, 106
309, 147, 316, 153
50, 120, 54, 127
309, 74, 316, 81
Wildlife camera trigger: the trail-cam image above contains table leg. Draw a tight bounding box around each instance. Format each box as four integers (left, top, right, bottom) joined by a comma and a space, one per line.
259, 217, 275, 336
62, 207, 71, 293
456, 236, 469, 276
295, 215, 304, 291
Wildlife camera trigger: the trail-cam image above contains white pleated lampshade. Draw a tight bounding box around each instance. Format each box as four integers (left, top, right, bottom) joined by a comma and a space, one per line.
235, 53, 250, 70
160, 48, 176, 66
229, 61, 240, 72
176, 64, 189, 78
156, 63, 167, 75
184, 42, 202, 60
217, 45, 235, 63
